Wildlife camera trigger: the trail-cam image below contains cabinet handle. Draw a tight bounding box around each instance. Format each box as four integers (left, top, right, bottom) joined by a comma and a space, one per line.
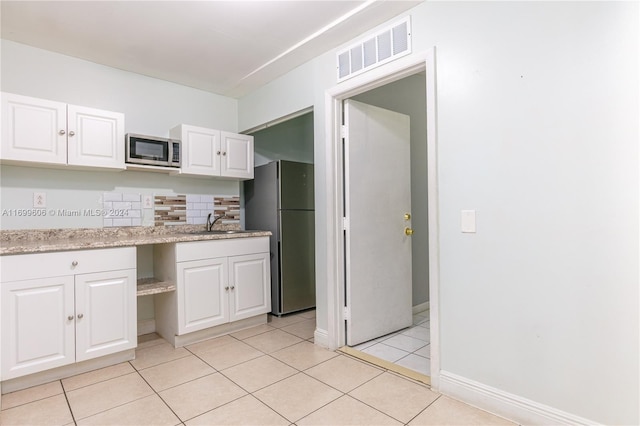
68, 315, 74, 321
69, 131, 75, 137
77, 313, 84, 319
59, 130, 66, 135
71, 261, 78, 268
217, 151, 221, 155
230, 285, 235, 290
225, 286, 229, 291
222, 152, 227, 156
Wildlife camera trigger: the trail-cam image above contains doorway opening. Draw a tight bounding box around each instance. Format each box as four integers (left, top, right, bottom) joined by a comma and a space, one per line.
325, 49, 440, 389
242, 108, 317, 321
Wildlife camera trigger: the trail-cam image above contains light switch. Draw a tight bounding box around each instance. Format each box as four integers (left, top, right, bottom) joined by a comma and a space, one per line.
33, 192, 46, 208
461, 210, 476, 233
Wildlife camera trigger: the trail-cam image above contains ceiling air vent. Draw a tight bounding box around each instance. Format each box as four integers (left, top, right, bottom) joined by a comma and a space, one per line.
336, 16, 411, 82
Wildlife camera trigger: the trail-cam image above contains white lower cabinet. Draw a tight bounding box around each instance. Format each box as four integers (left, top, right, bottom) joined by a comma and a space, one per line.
74, 269, 137, 362
228, 253, 272, 321
178, 257, 228, 333
1, 276, 75, 379
0, 247, 136, 380
154, 237, 270, 344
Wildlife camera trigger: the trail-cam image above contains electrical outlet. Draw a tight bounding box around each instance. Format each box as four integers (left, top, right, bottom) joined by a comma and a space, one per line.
143, 195, 154, 209
33, 192, 47, 208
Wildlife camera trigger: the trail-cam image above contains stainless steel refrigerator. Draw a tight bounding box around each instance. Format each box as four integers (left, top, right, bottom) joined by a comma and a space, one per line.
244, 160, 315, 315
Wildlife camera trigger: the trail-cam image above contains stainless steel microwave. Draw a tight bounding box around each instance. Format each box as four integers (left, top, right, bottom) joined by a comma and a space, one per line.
125, 133, 180, 168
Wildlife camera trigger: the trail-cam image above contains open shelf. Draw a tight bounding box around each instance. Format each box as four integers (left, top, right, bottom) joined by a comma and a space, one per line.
136, 277, 176, 296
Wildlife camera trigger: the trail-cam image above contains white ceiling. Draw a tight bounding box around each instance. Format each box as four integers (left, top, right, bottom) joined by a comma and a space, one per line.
1, 1, 421, 98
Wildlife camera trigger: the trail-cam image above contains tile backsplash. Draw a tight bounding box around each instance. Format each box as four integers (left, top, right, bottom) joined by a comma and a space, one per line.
102, 193, 142, 227
154, 195, 187, 226
185, 195, 240, 226
101, 192, 240, 228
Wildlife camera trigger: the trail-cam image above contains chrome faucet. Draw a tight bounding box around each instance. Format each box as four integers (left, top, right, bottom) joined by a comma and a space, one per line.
206, 213, 227, 231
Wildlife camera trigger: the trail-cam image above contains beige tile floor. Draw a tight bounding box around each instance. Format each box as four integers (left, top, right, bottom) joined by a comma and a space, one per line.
0, 310, 516, 425
353, 309, 431, 376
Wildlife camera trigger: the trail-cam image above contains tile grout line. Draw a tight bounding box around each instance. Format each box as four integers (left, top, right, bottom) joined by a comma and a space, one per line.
403, 393, 443, 425
149, 344, 245, 424
60, 379, 79, 426
127, 360, 187, 425
63, 364, 177, 424
177, 329, 358, 424
291, 359, 411, 425
177, 340, 293, 423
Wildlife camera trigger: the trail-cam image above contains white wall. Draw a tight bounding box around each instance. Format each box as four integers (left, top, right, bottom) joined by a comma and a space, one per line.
0, 40, 240, 230
238, 2, 639, 424
252, 112, 314, 166
1, 40, 237, 136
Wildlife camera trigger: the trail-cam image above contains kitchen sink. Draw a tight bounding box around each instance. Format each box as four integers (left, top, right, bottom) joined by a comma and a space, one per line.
181, 230, 254, 235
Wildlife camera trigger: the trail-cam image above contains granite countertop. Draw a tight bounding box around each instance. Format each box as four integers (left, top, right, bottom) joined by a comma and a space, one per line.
0, 225, 272, 255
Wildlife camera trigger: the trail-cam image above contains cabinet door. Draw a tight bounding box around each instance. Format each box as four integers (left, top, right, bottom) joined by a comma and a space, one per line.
67, 105, 125, 169
1, 276, 75, 379
228, 253, 270, 322
75, 269, 136, 362
220, 131, 253, 179
177, 257, 228, 334
1, 92, 67, 165
177, 125, 221, 176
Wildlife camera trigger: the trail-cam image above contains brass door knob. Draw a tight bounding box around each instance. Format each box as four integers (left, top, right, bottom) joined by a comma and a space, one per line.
404, 227, 414, 236
404, 213, 411, 220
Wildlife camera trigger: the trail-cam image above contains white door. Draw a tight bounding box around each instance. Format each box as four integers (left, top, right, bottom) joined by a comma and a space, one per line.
75, 269, 136, 362
344, 99, 413, 346
229, 253, 270, 321
1, 276, 75, 379
220, 131, 254, 179
67, 105, 125, 169
178, 258, 228, 334
0, 92, 67, 165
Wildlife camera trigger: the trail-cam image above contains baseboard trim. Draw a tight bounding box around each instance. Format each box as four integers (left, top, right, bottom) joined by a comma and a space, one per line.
2, 350, 135, 394
439, 371, 600, 425
171, 315, 267, 347
314, 328, 330, 348
412, 302, 429, 314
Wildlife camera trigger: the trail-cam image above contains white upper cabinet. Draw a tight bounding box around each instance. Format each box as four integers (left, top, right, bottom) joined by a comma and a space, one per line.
170, 124, 221, 176
67, 105, 125, 169
170, 124, 253, 180
1, 92, 125, 170
1, 93, 67, 165
221, 131, 254, 179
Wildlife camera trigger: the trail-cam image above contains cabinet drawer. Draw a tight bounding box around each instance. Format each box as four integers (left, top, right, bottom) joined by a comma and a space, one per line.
0, 247, 136, 282
176, 237, 269, 263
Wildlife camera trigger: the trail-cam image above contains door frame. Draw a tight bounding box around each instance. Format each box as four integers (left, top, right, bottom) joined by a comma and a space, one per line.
323, 48, 441, 389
